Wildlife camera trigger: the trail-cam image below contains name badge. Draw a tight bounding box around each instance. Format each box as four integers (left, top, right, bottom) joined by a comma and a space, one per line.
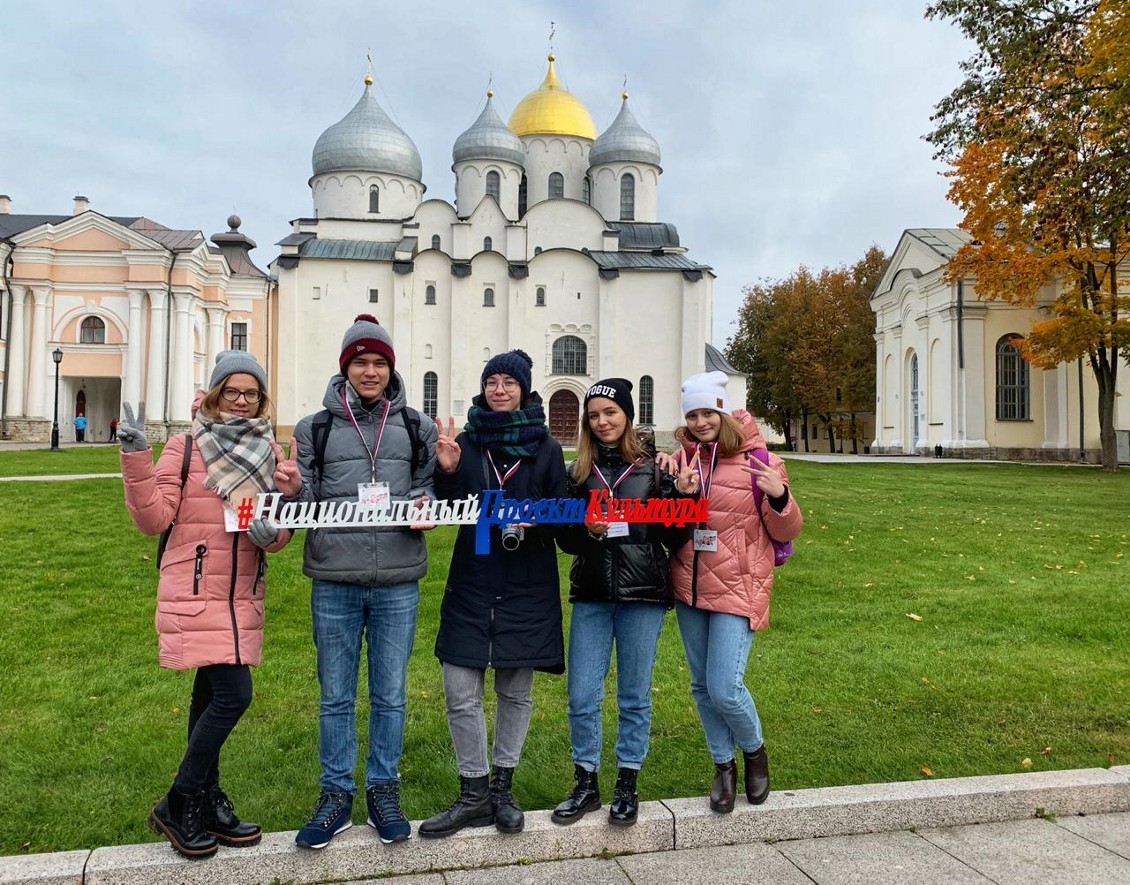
693, 529, 718, 552
606, 522, 630, 538
358, 482, 391, 512
223, 507, 243, 533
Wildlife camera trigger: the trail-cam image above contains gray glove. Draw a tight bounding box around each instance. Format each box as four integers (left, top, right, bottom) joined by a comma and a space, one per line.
118, 402, 149, 453
247, 517, 279, 548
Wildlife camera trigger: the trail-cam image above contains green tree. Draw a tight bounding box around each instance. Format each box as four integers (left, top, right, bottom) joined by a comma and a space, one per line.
927, 0, 1130, 470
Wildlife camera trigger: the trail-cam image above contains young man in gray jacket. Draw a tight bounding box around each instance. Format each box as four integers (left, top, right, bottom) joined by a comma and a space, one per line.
272, 313, 437, 847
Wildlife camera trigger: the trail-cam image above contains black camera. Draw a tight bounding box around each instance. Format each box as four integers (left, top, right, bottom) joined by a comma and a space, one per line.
500, 524, 525, 551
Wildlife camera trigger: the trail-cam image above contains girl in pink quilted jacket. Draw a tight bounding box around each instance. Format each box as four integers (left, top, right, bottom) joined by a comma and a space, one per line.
668, 371, 802, 813
118, 351, 290, 859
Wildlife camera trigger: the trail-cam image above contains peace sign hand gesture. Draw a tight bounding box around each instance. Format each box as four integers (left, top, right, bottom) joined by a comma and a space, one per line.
118, 402, 150, 453
434, 417, 461, 473
675, 449, 701, 495
269, 437, 303, 497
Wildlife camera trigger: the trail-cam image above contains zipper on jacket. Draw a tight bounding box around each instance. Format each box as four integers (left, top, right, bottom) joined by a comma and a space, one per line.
228, 533, 242, 666
193, 545, 206, 596
487, 607, 495, 668
254, 550, 265, 596
690, 548, 701, 608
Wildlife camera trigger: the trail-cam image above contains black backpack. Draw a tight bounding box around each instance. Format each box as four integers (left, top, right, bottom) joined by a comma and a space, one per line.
309, 407, 424, 483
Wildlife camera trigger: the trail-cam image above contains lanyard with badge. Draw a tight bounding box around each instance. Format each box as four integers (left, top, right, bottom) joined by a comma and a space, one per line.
594, 458, 642, 538
486, 449, 522, 489
343, 390, 392, 511
692, 443, 719, 552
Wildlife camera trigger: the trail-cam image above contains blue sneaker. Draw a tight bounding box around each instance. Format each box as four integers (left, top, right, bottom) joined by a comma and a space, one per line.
366, 782, 411, 844
295, 790, 353, 849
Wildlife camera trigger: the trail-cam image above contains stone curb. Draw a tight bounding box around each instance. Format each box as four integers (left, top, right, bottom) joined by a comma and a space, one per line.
3, 767, 1128, 885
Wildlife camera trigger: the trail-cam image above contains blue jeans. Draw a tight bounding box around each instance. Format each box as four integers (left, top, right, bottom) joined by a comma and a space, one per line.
674, 601, 763, 763
567, 601, 667, 771
311, 580, 419, 793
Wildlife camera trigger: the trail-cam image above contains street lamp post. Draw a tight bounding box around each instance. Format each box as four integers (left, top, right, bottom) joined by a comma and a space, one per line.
50, 348, 63, 451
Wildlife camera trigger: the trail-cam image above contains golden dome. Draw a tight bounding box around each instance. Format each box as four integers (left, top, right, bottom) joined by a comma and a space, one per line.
508, 53, 596, 140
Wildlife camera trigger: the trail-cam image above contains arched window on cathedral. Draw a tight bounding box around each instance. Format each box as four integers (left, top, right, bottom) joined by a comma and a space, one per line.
518, 175, 528, 217
483, 287, 495, 307
80, 316, 106, 344
425, 284, 436, 305
431, 234, 441, 251
536, 286, 546, 307
638, 375, 654, 425
620, 173, 635, 220
552, 335, 586, 375
486, 170, 501, 202
582, 175, 591, 205
548, 172, 564, 200
996, 335, 1030, 420
369, 185, 380, 213
483, 237, 493, 252
423, 372, 438, 418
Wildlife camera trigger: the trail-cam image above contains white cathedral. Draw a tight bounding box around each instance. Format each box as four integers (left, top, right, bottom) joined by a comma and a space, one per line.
272, 55, 740, 440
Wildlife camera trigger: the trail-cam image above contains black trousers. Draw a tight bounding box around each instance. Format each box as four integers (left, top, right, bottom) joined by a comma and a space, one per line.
173, 664, 253, 794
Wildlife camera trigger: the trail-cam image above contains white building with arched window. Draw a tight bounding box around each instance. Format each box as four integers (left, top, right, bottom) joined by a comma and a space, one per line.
272, 55, 738, 442
871, 228, 1130, 462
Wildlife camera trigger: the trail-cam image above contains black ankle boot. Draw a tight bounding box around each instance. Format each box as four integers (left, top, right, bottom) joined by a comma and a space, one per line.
608, 767, 639, 827
551, 764, 601, 825
743, 745, 770, 805
148, 787, 219, 859
489, 767, 524, 834
204, 784, 262, 846
418, 775, 493, 839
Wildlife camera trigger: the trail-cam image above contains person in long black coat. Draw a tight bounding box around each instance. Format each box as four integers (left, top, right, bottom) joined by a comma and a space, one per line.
421, 349, 568, 839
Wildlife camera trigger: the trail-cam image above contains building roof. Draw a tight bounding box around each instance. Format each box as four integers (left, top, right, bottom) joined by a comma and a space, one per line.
607, 222, 680, 250
905, 228, 971, 260
590, 95, 661, 167
298, 239, 399, 261
453, 93, 526, 166
509, 54, 597, 140
312, 82, 423, 181
587, 250, 708, 272
0, 214, 140, 239
705, 342, 741, 375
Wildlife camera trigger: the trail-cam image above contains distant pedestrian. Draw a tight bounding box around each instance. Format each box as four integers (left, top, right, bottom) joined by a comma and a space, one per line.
73, 414, 87, 442
109, 416, 119, 442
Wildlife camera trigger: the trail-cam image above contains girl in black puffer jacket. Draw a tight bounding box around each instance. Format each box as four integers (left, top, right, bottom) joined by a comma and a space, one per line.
552, 378, 695, 829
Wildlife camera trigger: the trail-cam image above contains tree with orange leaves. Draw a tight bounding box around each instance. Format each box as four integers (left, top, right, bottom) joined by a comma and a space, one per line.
927, 0, 1130, 470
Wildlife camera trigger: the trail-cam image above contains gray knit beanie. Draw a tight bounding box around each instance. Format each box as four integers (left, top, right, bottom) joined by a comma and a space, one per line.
209, 350, 267, 391
340, 313, 396, 374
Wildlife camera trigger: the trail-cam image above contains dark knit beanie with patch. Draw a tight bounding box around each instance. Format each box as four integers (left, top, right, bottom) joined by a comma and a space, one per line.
481, 349, 534, 399
584, 378, 635, 422
339, 313, 395, 374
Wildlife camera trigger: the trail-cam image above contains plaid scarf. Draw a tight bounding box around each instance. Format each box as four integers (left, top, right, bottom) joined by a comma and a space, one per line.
192, 415, 276, 505
464, 395, 549, 459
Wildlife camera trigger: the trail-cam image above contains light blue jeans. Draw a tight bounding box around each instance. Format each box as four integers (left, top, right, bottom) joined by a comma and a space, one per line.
567, 601, 668, 772
311, 579, 419, 792
674, 601, 764, 763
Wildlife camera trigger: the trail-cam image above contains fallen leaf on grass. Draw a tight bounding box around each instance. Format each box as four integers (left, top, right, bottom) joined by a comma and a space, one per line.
1021, 758, 1032, 767
1041, 746, 1053, 755
141, 554, 151, 561
906, 613, 923, 621
921, 766, 934, 777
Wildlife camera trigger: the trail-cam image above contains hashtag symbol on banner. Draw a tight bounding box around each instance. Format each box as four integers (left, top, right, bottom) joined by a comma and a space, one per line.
237, 497, 255, 530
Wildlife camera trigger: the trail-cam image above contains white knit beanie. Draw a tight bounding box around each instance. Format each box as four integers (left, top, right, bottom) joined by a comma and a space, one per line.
681, 371, 729, 415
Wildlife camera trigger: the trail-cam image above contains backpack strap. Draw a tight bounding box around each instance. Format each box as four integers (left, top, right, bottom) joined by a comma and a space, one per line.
156, 434, 193, 569
400, 406, 423, 477
310, 409, 333, 484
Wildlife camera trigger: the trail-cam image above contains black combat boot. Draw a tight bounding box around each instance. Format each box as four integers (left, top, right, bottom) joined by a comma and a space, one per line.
418, 775, 493, 838
608, 767, 639, 827
743, 745, 770, 805
204, 784, 262, 846
148, 786, 219, 859
551, 764, 601, 825
489, 766, 524, 834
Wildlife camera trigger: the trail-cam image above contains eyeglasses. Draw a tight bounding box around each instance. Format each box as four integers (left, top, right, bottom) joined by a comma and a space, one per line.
220, 387, 262, 403
484, 379, 519, 392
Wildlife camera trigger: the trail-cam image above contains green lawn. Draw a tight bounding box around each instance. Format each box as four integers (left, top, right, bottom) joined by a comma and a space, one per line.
0, 458, 1127, 854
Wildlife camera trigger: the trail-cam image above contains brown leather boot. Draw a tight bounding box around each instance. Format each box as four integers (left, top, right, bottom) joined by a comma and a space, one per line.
743, 745, 770, 805
709, 759, 737, 813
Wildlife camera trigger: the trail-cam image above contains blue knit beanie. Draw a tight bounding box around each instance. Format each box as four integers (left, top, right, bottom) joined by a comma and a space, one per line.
209, 350, 267, 391
481, 349, 534, 399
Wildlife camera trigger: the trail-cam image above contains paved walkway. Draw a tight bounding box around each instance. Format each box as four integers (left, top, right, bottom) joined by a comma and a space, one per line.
4, 767, 1128, 885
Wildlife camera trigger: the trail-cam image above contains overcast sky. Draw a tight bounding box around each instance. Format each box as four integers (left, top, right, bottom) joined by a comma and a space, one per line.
1, 0, 971, 345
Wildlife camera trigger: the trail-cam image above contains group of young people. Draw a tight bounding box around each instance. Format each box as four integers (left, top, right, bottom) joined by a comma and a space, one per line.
119, 313, 802, 860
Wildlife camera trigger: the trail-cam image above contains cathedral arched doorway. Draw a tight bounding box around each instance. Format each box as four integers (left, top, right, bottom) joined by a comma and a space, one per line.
548, 390, 579, 444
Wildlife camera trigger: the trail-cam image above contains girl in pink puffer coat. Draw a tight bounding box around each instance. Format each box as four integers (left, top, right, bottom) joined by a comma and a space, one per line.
668, 371, 802, 816
119, 351, 290, 860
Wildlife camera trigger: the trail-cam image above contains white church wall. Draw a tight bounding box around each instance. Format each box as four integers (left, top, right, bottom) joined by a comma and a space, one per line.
311, 172, 423, 220
524, 199, 606, 255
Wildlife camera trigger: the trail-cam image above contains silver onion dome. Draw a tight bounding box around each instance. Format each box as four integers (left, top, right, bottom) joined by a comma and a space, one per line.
589, 95, 661, 168
312, 84, 423, 181
453, 94, 525, 167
